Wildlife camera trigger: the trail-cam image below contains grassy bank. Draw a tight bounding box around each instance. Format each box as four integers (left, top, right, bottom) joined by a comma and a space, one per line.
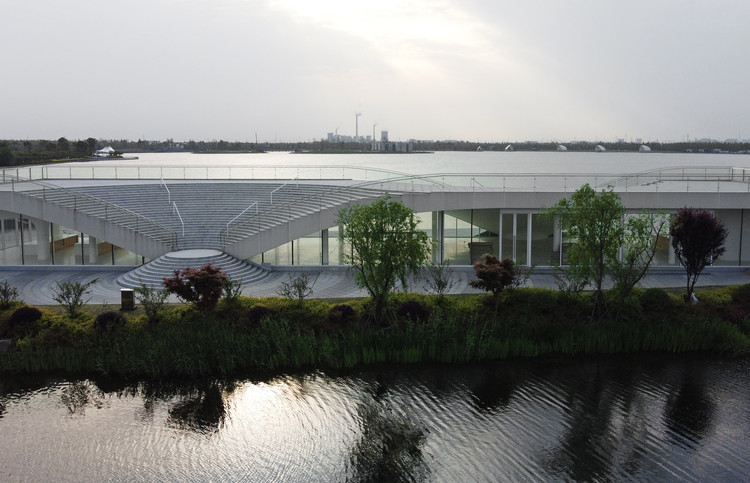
2, 286, 750, 377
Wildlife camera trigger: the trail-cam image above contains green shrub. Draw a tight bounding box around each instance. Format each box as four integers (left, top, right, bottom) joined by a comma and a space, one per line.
10, 306, 43, 334
640, 288, 673, 312
247, 305, 272, 325
733, 284, 750, 305
329, 304, 357, 323
397, 300, 430, 322
695, 287, 733, 306
94, 311, 127, 332
506, 289, 560, 316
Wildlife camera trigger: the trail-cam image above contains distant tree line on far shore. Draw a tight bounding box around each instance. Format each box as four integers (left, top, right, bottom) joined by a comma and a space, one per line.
2, 137, 750, 167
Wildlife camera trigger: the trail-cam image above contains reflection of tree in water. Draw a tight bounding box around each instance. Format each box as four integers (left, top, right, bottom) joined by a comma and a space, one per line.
60, 380, 105, 416
166, 382, 230, 435
468, 366, 522, 414
90, 377, 238, 432
543, 359, 646, 481
347, 377, 429, 482
664, 367, 715, 447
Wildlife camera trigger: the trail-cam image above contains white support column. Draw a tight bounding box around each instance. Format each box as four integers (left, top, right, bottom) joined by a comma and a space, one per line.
88, 235, 99, 264
0, 217, 5, 250
338, 223, 345, 265
526, 215, 533, 267
321, 229, 329, 265
498, 211, 503, 258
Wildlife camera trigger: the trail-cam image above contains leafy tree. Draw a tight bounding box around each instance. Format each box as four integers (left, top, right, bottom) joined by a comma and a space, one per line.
670, 208, 728, 300
549, 184, 624, 316
52, 278, 99, 318
610, 213, 669, 303
57, 137, 70, 152
0, 142, 15, 166
74, 140, 88, 155
163, 264, 228, 315
338, 196, 430, 322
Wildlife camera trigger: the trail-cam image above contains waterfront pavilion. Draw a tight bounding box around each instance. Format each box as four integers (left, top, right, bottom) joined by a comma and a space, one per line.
2, 163, 750, 288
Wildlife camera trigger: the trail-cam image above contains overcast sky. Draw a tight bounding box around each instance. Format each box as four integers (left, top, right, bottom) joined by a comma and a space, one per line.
2, 0, 749, 143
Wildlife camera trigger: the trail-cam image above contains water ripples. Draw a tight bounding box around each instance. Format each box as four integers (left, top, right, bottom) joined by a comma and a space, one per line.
1, 355, 750, 481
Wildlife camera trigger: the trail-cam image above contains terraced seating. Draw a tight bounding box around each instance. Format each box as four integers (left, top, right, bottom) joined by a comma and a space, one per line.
17, 180, 393, 253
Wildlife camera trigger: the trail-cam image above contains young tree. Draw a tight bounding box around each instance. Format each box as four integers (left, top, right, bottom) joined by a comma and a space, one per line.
469, 254, 520, 311
423, 259, 456, 306
134, 283, 170, 325
163, 264, 228, 315
277, 272, 319, 306
670, 208, 728, 301
610, 213, 669, 303
549, 184, 624, 317
338, 196, 430, 322
0, 280, 20, 310
52, 278, 99, 318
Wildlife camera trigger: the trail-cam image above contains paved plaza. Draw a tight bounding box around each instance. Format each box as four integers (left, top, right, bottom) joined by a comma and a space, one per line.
2, 264, 748, 307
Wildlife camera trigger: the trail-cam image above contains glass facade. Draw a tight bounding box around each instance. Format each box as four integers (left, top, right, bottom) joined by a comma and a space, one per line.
0, 211, 145, 266
3, 207, 750, 268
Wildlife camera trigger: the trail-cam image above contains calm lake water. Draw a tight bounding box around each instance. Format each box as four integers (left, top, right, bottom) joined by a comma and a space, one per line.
69, 150, 750, 178
2, 354, 749, 482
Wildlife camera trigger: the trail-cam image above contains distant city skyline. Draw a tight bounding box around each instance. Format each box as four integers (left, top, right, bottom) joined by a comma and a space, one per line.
2, 1, 749, 144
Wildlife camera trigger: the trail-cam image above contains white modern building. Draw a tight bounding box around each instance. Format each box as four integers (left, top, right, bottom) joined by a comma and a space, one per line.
2, 161, 750, 286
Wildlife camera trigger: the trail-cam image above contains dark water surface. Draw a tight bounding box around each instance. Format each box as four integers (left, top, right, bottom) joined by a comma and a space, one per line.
1, 354, 749, 482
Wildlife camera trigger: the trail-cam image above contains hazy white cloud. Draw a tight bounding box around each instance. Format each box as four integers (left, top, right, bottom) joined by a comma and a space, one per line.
1, 0, 748, 142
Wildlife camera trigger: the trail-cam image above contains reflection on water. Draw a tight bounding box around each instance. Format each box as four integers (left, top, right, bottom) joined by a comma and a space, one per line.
348, 378, 428, 482
1, 354, 749, 482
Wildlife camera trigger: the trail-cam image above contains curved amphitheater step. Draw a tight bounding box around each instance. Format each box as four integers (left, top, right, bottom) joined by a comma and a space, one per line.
116, 249, 269, 288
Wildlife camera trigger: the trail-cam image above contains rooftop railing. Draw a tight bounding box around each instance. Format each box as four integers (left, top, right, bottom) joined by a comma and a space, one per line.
4, 163, 749, 192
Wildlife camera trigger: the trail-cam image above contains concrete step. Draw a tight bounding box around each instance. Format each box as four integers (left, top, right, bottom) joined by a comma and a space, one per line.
116, 249, 269, 288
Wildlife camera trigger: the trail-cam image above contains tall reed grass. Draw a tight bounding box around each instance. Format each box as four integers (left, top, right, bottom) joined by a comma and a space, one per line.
2, 287, 749, 377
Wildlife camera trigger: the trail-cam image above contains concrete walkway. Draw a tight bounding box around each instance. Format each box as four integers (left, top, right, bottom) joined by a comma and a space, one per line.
2, 264, 749, 307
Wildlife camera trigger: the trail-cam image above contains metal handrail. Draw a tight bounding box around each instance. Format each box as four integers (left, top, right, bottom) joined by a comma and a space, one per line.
8, 178, 177, 246
270, 176, 298, 204
172, 201, 184, 236
219, 175, 429, 246
160, 177, 171, 203
226, 201, 258, 236
5, 161, 750, 190
597, 166, 750, 189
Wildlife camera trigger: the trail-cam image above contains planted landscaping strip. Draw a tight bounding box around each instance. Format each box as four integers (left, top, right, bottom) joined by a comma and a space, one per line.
1, 287, 750, 377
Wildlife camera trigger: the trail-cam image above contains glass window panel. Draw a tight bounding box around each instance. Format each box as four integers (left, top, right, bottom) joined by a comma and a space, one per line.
531, 214, 555, 266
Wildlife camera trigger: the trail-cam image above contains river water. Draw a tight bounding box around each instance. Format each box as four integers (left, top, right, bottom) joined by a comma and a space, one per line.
2, 354, 749, 482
